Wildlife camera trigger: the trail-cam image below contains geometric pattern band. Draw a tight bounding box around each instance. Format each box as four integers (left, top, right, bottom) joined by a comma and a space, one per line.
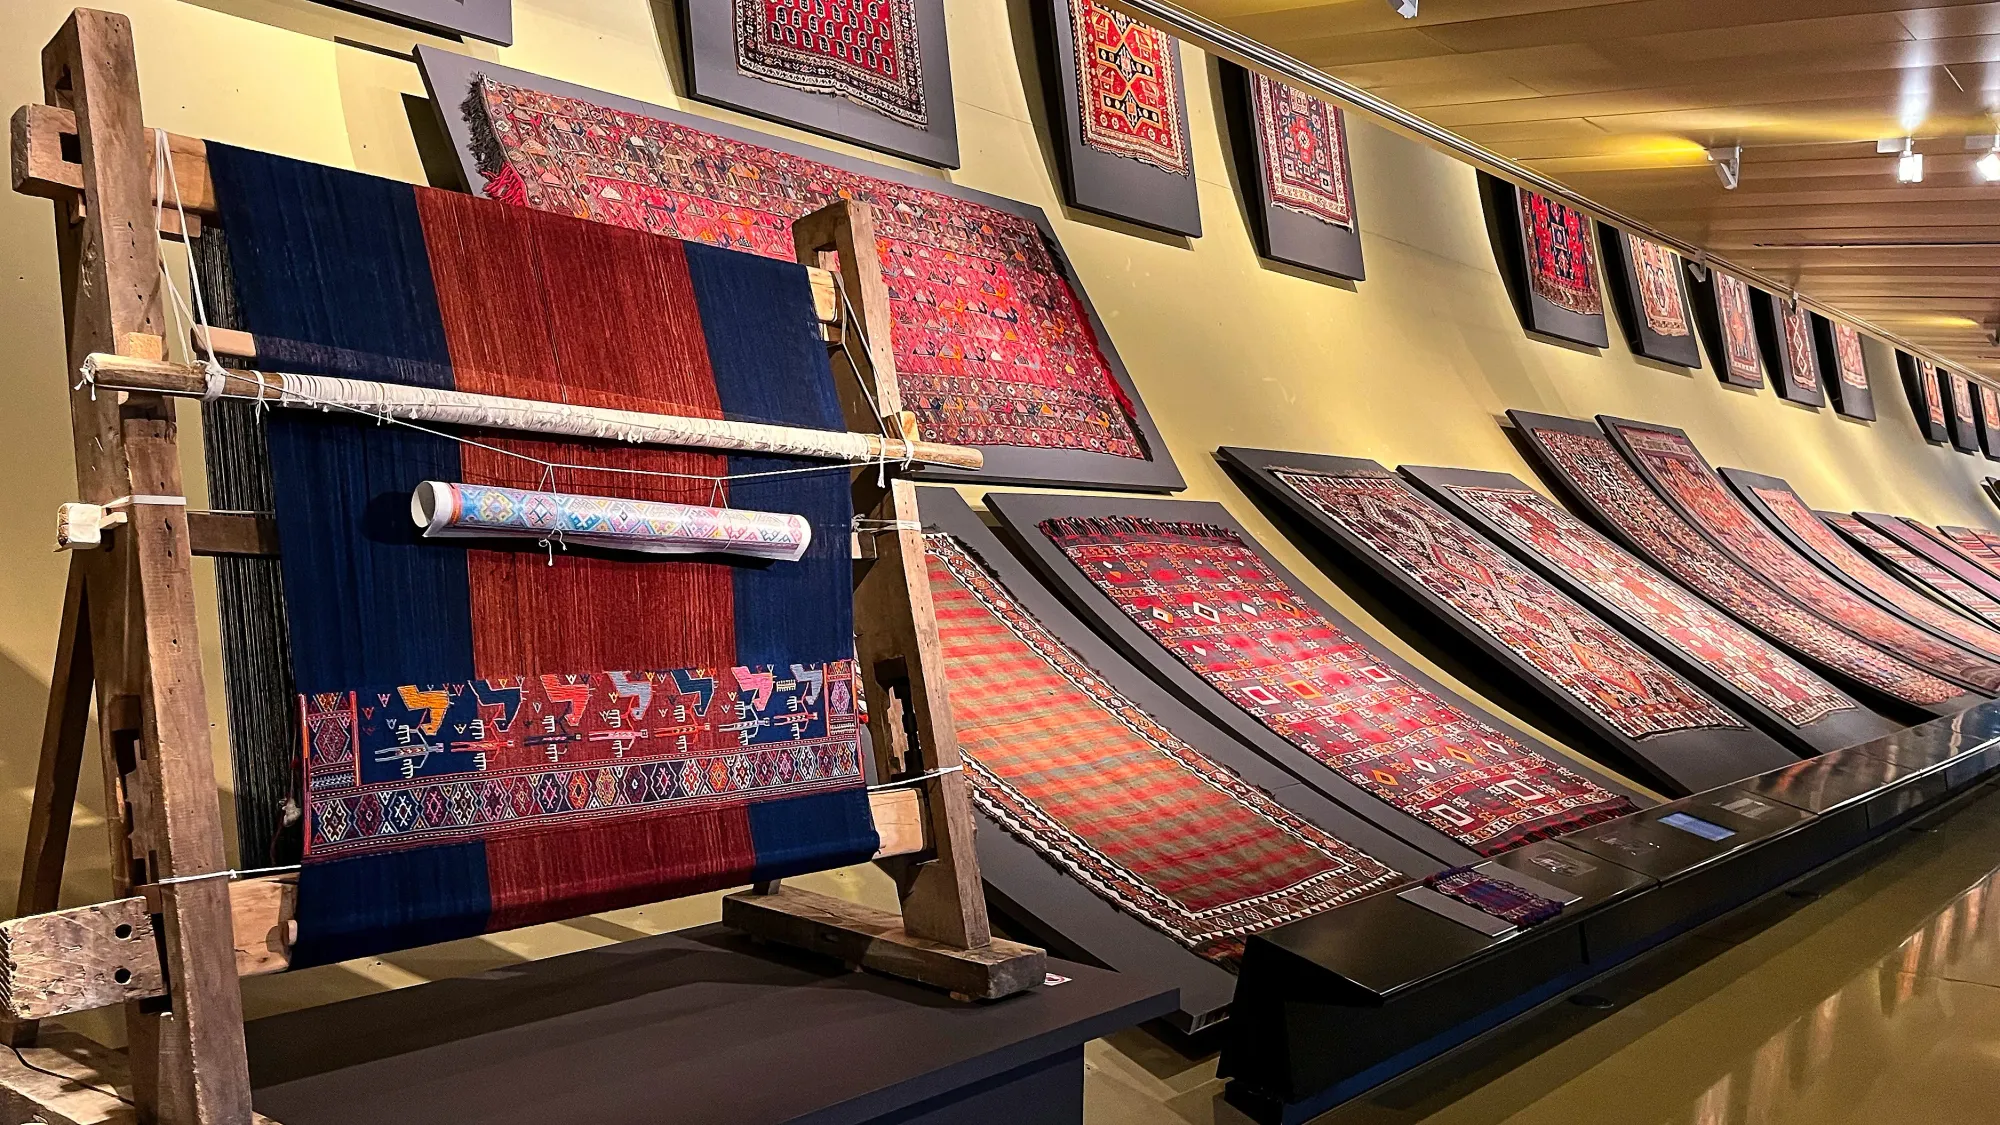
733, 0, 928, 128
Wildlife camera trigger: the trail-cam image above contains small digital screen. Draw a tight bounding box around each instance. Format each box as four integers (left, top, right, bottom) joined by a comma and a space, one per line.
1661, 812, 1736, 842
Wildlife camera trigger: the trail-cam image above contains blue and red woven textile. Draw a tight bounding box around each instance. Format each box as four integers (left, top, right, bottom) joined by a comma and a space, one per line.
1423, 866, 1564, 927
205, 144, 877, 966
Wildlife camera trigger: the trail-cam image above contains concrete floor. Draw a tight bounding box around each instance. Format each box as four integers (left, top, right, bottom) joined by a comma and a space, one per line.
1083, 779, 2000, 1125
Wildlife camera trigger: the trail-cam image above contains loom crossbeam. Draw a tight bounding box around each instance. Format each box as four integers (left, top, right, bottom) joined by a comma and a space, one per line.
79, 352, 985, 470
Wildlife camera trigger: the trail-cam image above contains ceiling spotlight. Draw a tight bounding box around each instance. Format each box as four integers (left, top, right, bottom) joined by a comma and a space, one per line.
1705, 145, 1741, 190
1980, 150, 2000, 182
1897, 138, 1924, 183
1388, 0, 1418, 16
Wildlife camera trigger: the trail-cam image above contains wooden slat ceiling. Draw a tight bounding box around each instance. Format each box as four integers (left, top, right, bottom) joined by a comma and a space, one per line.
1177, 0, 2000, 376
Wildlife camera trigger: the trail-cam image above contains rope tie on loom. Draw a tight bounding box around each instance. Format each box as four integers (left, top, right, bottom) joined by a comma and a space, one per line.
831, 280, 915, 487
867, 764, 962, 792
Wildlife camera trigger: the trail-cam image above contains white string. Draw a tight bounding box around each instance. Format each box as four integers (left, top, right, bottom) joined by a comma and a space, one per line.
852, 517, 921, 534
155, 863, 302, 887
867, 764, 962, 792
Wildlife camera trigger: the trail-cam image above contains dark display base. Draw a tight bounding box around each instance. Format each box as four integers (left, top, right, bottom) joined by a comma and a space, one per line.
248, 926, 1174, 1125
1220, 702, 2000, 1125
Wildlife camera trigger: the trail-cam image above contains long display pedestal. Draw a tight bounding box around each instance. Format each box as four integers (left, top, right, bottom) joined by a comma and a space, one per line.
1222, 704, 2000, 1125
240, 925, 1172, 1125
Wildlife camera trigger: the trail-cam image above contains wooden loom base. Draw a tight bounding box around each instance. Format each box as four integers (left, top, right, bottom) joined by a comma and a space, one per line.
723, 885, 1045, 1002
0, 1029, 278, 1125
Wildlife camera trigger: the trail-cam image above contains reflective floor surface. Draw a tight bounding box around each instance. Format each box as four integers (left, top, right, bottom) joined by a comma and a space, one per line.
1085, 778, 2000, 1125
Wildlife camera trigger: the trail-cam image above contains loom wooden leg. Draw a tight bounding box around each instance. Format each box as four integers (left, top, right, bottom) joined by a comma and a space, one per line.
3, 559, 94, 1048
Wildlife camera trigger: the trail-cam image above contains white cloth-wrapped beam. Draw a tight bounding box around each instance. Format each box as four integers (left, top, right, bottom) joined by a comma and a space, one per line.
411, 481, 812, 562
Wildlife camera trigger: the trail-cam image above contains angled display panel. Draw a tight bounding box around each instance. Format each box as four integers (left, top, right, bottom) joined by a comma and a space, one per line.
1480, 173, 1609, 349
1814, 316, 1875, 421
1598, 416, 2000, 698
677, 0, 960, 167
1217, 448, 1795, 795
1598, 226, 1700, 368
1218, 61, 1363, 281
1717, 470, 2000, 660
1858, 514, 2000, 606
1688, 266, 1764, 389
983, 491, 1648, 860
1977, 384, 2000, 460
416, 48, 1184, 493
1821, 512, 2000, 630
1033, 0, 1200, 236
914, 489, 1432, 1029
1938, 525, 2000, 579
1403, 464, 1883, 758
1945, 372, 1984, 453
1756, 294, 1824, 409
1507, 411, 1972, 720
1899, 352, 1950, 445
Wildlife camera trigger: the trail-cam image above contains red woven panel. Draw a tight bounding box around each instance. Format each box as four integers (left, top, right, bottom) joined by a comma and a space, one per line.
1833, 323, 1868, 391
734, 0, 928, 127
1716, 273, 1762, 385
1069, 0, 1189, 175
1445, 481, 1853, 727
1273, 468, 1745, 740
1250, 73, 1350, 226
1631, 235, 1688, 337
1039, 516, 1635, 855
1612, 423, 2000, 693
1520, 190, 1600, 316
1782, 301, 1819, 395
484, 805, 758, 932
927, 533, 1396, 962
1525, 425, 1960, 707
1820, 512, 2000, 630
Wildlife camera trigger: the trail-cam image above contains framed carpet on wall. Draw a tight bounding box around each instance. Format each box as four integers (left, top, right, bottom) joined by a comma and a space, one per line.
1945, 371, 1983, 454
1217, 62, 1362, 281
1899, 352, 1950, 445
1819, 512, 2000, 631
914, 488, 1433, 1030
1217, 449, 1796, 795
1480, 173, 1607, 348
1403, 465, 1881, 759
677, 0, 959, 167
1598, 227, 1699, 368
1598, 416, 2000, 700
1717, 469, 2000, 666
1687, 266, 1764, 389
1754, 293, 1824, 408
982, 491, 1648, 859
415, 48, 1183, 492
1977, 385, 2000, 461
1814, 316, 1874, 421
1034, 0, 1199, 236
1856, 514, 2000, 607
1939, 525, 2000, 579
1506, 410, 1972, 722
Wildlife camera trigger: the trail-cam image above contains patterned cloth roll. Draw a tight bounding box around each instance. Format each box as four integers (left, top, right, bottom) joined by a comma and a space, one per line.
1424, 865, 1565, 927
412, 481, 812, 561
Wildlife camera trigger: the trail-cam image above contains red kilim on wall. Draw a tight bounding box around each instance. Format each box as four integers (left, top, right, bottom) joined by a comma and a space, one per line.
1921, 360, 1947, 428
1716, 273, 1762, 384
1818, 512, 2000, 631
1782, 302, 1819, 395
1445, 481, 1854, 727
467, 77, 1145, 458
1250, 73, 1351, 226
1523, 425, 1962, 707
1038, 516, 1637, 856
1610, 423, 2000, 693
733, 0, 928, 128
1833, 323, 1868, 391
1521, 190, 1601, 316
1630, 235, 1688, 337
1272, 469, 1745, 740
926, 533, 1399, 963
1940, 526, 2000, 579
1068, 0, 1190, 175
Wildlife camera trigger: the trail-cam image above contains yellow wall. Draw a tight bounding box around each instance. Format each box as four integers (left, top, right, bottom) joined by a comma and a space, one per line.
3, 0, 1995, 1030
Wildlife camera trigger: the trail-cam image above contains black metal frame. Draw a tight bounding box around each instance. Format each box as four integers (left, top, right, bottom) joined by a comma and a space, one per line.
1685, 265, 1765, 390
1897, 350, 1951, 445
1596, 224, 1700, 368
1812, 314, 1876, 421
1216, 61, 1363, 281
1479, 172, 1608, 349
1752, 290, 1825, 409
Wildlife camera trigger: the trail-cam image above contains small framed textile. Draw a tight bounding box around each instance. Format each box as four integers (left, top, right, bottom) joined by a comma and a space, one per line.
1754, 292, 1824, 408
677, 0, 959, 168
1978, 384, 2000, 461
1813, 316, 1875, 421
1480, 174, 1608, 348
984, 490, 1647, 860
416, 48, 1184, 493
1598, 226, 1699, 368
1218, 62, 1363, 281
1945, 371, 1983, 453
1687, 266, 1764, 389
1898, 351, 1951, 445
1034, 0, 1200, 236
319, 0, 512, 43
1409, 465, 1876, 760
1218, 448, 1795, 796
1821, 513, 2000, 631
915, 488, 1432, 1030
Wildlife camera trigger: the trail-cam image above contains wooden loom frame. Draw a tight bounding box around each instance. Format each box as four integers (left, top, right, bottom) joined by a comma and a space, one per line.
0, 10, 1041, 1123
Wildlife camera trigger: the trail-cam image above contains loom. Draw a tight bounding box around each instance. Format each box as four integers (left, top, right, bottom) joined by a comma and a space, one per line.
0, 15, 1043, 1123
